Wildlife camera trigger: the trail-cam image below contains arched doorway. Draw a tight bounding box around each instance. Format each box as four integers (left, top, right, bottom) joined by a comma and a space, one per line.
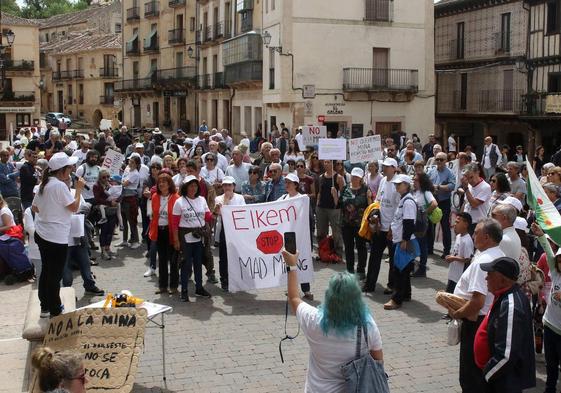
92, 109, 103, 128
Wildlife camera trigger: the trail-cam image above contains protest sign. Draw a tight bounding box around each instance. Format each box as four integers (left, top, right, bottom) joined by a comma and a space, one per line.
37, 308, 147, 393
302, 125, 327, 146
349, 135, 382, 164
99, 119, 112, 131
102, 149, 125, 175
318, 138, 347, 161
221, 195, 313, 292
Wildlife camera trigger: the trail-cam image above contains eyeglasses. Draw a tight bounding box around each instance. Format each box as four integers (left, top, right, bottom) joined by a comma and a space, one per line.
311, 156, 318, 159
205, 158, 215, 162
296, 165, 305, 168
435, 158, 445, 162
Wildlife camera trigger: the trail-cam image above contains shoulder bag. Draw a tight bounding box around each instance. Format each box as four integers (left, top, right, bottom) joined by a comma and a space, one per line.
341, 325, 390, 393
424, 193, 443, 224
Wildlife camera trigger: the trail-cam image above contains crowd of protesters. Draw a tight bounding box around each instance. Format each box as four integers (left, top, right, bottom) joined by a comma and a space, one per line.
3, 120, 561, 391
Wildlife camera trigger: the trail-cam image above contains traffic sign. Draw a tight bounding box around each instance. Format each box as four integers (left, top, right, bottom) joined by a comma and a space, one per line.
256, 230, 283, 254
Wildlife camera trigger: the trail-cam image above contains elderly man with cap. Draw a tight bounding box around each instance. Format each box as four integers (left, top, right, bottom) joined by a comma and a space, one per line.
151, 127, 165, 146
363, 157, 401, 293
491, 197, 522, 261
473, 257, 536, 393
449, 218, 505, 392
214, 176, 245, 292
340, 167, 370, 280
134, 143, 150, 166
225, 147, 251, 193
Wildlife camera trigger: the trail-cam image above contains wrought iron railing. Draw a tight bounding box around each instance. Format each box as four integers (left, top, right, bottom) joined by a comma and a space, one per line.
342, 68, 418, 91
126, 7, 140, 21
365, 0, 393, 22
224, 61, 262, 84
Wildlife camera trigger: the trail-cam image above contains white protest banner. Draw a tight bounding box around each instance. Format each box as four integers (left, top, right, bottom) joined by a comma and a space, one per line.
349, 135, 382, 164
36, 308, 147, 393
99, 119, 113, 131
102, 148, 125, 175
318, 138, 347, 161
221, 195, 313, 293
302, 125, 327, 146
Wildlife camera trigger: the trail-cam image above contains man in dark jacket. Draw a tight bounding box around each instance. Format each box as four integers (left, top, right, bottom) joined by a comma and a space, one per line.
475, 257, 536, 393
19, 149, 38, 209
115, 126, 132, 154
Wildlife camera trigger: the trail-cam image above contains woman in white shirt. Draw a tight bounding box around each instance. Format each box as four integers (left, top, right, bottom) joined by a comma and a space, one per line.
284, 250, 384, 392
32, 152, 84, 318
172, 175, 213, 302
412, 173, 437, 278
172, 158, 189, 188
120, 155, 141, 249
214, 176, 245, 292
0, 194, 16, 233
200, 152, 224, 185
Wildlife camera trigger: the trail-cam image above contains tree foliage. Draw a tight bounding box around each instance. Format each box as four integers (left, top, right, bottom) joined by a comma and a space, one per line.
0, 0, 22, 16
18, 0, 90, 19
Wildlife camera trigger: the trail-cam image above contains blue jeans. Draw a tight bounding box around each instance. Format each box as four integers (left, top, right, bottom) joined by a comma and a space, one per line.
179, 232, 204, 292
62, 243, 96, 290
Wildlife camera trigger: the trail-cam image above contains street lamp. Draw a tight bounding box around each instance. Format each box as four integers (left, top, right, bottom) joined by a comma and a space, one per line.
187, 46, 199, 60
0, 29, 15, 90
261, 30, 283, 54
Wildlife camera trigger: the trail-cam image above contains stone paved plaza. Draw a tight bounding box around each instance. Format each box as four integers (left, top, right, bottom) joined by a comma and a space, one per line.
0, 239, 550, 393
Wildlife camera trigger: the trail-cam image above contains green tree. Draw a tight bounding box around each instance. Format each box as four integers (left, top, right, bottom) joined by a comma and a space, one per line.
20, 0, 87, 19
0, 0, 22, 17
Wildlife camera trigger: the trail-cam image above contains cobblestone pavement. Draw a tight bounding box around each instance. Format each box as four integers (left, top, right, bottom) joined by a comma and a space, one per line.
0, 238, 549, 392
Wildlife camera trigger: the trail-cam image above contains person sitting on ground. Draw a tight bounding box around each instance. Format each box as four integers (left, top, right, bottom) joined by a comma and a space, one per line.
32, 346, 87, 393
284, 249, 383, 392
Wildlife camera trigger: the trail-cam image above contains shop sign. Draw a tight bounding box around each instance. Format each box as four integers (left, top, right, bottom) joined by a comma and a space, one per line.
0, 107, 35, 113
325, 102, 345, 115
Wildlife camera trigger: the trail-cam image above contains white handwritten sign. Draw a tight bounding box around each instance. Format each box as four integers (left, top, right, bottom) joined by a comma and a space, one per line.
99, 119, 113, 131
102, 149, 125, 175
302, 125, 327, 146
349, 135, 382, 164
318, 138, 347, 161
221, 196, 313, 293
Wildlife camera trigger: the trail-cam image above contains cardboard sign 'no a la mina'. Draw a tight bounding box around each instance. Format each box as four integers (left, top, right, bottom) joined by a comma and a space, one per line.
34, 308, 147, 393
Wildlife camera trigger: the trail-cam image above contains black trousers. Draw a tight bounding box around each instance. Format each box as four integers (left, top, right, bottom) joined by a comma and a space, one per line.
365, 230, 395, 290
342, 224, 367, 274
157, 227, 178, 290
459, 316, 486, 393
218, 226, 228, 286
36, 233, 68, 315
391, 260, 413, 304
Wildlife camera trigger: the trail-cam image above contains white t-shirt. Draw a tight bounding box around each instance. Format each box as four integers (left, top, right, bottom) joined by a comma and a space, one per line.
391, 193, 417, 243
375, 176, 401, 231
172, 173, 189, 188
158, 195, 170, 226
201, 152, 229, 172
295, 132, 306, 152
448, 233, 474, 283
215, 193, 246, 207
296, 302, 382, 393
76, 163, 100, 200
122, 168, 140, 196
464, 180, 492, 224
200, 166, 224, 184
0, 206, 15, 227
448, 136, 457, 152
499, 226, 522, 261
32, 178, 75, 244
454, 246, 505, 315
414, 190, 435, 210
172, 196, 210, 243
71, 149, 89, 166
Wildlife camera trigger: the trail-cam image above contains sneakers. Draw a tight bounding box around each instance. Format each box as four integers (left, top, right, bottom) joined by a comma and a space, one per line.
180, 291, 190, 302
143, 268, 156, 277
207, 274, 219, 284
195, 287, 212, 298
168, 288, 178, 295
98, 217, 108, 224
116, 241, 129, 247
129, 242, 141, 249
85, 286, 105, 296
40, 310, 50, 318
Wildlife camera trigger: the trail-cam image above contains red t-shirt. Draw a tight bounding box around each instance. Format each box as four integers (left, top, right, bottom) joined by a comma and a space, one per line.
474, 287, 509, 369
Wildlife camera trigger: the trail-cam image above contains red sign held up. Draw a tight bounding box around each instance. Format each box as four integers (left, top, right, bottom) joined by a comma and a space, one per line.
256, 230, 283, 254
317, 115, 325, 123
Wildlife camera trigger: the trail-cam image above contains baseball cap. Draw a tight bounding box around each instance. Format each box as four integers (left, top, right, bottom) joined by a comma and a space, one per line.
382, 157, 398, 168
497, 196, 523, 213
13, 140, 21, 147
514, 216, 529, 232
153, 127, 161, 134
351, 167, 364, 178
135, 142, 144, 149
184, 138, 194, 145
480, 257, 520, 281
183, 175, 198, 185
390, 174, 412, 185
222, 176, 236, 185
285, 173, 299, 184
48, 152, 78, 171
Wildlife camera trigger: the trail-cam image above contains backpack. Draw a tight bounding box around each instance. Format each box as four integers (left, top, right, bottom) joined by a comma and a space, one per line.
403, 196, 428, 238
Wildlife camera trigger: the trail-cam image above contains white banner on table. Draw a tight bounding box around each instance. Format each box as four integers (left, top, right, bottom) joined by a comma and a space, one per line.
101, 148, 125, 175
221, 195, 313, 293
349, 135, 382, 164
302, 125, 327, 146
318, 138, 347, 161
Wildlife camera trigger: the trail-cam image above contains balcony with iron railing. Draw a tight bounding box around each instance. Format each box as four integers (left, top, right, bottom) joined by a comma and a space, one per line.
74, 69, 84, 79
153, 66, 197, 87
168, 28, 185, 45
241, 12, 253, 33
204, 25, 212, 42
437, 89, 523, 114
213, 21, 223, 40
0, 91, 35, 102
365, 0, 393, 22
143, 34, 159, 53
144, 1, 159, 17
100, 95, 114, 105
115, 78, 153, 92
224, 61, 262, 84
199, 74, 211, 89
213, 72, 225, 89
493, 32, 511, 55
4, 60, 34, 71
169, 0, 185, 7
237, 0, 253, 11
126, 39, 140, 55
126, 7, 140, 21
343, 68, 418, 92
224, 19, 232, 39
52, 70, 74, 80
99, 67, 119, 78
520, 92, 561, 116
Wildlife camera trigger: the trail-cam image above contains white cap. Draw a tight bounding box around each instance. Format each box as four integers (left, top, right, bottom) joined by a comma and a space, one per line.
184, 138, 193, 145
129, 152, 141, 159
382, 157, 398, 168
514, 217, 529, 232
498, 196, 523, 213
48, 152, 78, 171
222, 176, 236, 185
182, 175, 198, 185
13, 140, 21, 146
153, 127, 161, 134
285, 173, 300, 184
390, 174, 413, 185
135, 142, 144, 149
351, 167, 364, 178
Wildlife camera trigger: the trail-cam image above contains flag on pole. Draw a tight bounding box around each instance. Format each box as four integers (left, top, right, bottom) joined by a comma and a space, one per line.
526, 159, 561, 245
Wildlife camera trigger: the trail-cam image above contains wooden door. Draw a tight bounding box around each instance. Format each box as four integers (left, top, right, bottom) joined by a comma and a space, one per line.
372, 48, 389, 87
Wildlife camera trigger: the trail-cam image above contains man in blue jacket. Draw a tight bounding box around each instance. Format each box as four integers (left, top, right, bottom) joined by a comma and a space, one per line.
0, 150, 19, 198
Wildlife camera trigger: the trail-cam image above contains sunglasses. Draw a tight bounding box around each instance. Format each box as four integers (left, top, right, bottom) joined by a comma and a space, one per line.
435, 158, 445, 162
205, 158, 215, 162
311, 156, 318, 159
296, 165, 305, 168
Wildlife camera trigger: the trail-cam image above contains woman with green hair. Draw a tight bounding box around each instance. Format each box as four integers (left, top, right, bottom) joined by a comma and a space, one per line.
284, 250, 384, 392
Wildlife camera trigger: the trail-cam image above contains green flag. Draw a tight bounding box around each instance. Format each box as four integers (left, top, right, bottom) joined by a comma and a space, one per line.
526, 160, 561, 244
